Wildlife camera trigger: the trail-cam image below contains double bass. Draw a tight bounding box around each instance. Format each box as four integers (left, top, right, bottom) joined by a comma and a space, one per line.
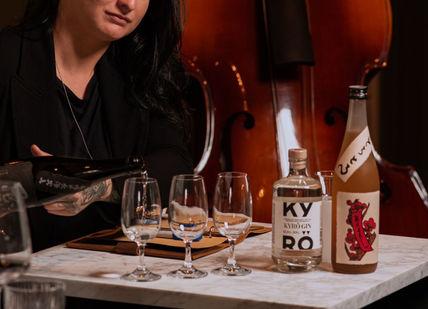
183, 0, 428, 237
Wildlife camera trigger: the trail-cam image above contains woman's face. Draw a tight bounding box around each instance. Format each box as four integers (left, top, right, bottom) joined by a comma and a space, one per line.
59, 0, 150, 42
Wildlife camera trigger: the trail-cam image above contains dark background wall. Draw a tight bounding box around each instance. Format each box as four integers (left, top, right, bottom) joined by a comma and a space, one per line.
379, 0, 428, 187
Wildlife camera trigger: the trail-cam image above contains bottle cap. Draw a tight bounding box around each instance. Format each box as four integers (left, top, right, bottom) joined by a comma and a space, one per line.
289, 148, 307, 170
349, 85, 368, 100
288, 148, 307, 162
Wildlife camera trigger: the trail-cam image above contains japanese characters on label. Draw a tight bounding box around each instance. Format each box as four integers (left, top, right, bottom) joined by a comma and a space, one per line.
335, 127, 373, 183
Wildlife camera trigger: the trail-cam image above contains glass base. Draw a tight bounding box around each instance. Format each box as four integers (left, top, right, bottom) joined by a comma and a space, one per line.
273, 255, 321, 272
212, 264, 251, 276
275, 263, 315, 273
121, 268, 161, 282
168, 266, 207, 279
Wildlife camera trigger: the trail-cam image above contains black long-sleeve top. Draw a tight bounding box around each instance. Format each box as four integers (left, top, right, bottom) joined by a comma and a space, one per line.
0, 26, 193, 251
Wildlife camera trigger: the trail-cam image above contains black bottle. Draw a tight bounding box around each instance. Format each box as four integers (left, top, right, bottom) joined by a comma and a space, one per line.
0, 156, 146, 207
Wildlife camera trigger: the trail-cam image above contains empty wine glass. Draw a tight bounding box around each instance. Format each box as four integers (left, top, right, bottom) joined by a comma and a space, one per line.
212, 172, 252, 276
121, 177, 162, 282
168, 174, 208, 279
0, 181, 32, 286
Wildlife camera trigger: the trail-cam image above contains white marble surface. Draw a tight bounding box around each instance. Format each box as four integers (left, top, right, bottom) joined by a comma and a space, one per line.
25, 233, 428, 309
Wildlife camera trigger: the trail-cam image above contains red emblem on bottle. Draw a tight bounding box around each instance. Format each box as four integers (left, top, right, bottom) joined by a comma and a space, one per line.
344, 199, 377, 261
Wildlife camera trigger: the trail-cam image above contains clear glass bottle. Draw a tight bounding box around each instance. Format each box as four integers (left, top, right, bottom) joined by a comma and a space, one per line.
332, 85, 379, 274
272, 148, 322, 271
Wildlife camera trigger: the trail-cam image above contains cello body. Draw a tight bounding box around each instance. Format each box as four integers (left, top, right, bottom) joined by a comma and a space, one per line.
182, 0, 279, 223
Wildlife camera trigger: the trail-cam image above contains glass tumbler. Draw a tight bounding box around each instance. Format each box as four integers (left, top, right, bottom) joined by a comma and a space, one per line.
316, 170, 333, 264
4, 280, 65, 309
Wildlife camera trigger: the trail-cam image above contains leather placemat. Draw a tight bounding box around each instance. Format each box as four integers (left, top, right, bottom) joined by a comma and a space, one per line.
66, 223, 271, 260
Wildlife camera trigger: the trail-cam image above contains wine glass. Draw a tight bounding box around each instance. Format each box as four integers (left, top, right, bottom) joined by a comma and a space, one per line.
168, 174, 208, 279
121, 177, 162, 282
0, 181, 32, 286
212, 172, 252, 276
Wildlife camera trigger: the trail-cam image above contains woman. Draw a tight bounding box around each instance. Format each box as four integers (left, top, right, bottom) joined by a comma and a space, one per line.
0, 0, 192, 251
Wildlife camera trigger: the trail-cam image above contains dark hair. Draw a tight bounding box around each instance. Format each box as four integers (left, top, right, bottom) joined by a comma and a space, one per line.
22, 0, 187, 126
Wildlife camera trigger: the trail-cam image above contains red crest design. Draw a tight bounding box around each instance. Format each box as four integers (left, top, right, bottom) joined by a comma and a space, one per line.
344, 199, 377, 261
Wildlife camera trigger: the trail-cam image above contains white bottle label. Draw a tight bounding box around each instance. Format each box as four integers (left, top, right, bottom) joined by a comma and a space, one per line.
336, 191, 379, 265
335, 127, 373, 183
273, 198, 321, 251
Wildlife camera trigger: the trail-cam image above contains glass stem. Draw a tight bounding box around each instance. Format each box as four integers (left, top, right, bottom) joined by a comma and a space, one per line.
137, 243, 147, 272
227, 239, 237, 267
184, 240, 193, 269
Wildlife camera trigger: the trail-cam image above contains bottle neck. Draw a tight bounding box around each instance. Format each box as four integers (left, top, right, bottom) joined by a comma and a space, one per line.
288, 163, 308, 176
346, 98, 368, 132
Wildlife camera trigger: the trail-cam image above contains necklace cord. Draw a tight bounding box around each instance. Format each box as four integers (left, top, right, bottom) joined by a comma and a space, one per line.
56, 66, 94, 160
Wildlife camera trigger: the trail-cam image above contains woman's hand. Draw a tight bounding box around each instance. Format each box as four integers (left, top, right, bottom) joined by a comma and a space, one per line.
30, 144, 51, 157
31, 144, 113, 216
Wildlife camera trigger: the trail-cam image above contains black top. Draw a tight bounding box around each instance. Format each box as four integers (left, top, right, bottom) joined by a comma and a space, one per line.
0, 26, 193, 251
56, 75, 111, 159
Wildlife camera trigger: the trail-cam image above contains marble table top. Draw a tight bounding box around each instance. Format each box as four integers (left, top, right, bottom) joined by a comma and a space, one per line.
25, 233, 428, 309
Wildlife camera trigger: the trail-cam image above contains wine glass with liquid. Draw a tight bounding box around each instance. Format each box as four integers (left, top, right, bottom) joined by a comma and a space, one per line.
168, 174, 208, 279
0, 181, 32, 286
121, 177, 162, 282
212, 172, 252, 276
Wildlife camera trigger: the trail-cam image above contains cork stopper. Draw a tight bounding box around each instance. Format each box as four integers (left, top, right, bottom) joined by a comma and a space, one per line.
288, 148, 307, 170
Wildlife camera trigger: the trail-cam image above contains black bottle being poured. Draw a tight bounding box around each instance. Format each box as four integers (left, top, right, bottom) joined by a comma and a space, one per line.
0, 156, 146, 207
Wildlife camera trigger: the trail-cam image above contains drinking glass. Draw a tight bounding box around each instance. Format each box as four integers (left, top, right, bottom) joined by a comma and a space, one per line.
121, 177, 162, 282
212, 172, 252, 276
316, 170, 333, 264
168, 174, 208, 279
4, 280, 65, 309
0, 181, 32, 286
